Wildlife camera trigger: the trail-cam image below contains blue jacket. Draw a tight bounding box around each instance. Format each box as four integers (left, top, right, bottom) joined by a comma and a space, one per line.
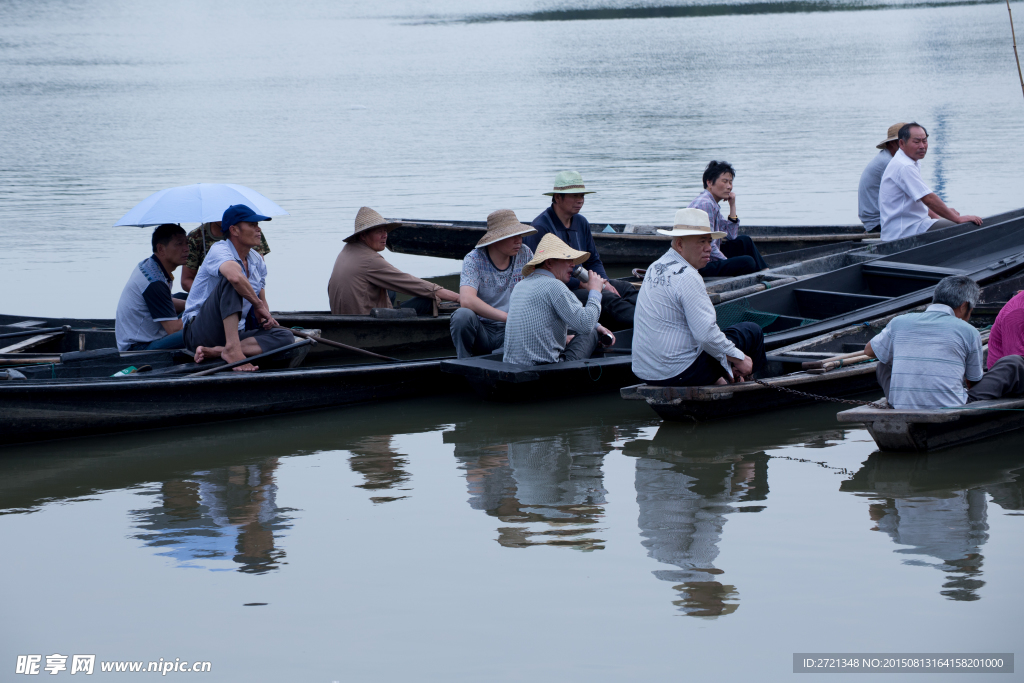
527, 206, 608, 290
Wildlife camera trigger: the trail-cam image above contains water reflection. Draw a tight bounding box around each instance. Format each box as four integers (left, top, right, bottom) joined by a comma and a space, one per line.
345, 435, 411, 504
842, 445, 1024, 601
624, 425, 770, 617
447, 417, 644, 551
131, 459, 292, 574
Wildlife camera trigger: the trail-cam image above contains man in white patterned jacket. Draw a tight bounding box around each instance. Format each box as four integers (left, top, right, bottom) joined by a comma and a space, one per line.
632, 208, 766, 386
503, 234, 616, 365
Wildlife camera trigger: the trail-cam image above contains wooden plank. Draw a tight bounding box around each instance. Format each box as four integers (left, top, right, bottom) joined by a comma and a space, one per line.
0, 332, 63, 354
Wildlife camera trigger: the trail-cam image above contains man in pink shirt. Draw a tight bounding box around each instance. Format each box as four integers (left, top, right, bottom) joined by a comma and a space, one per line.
988, 290, 1024, 369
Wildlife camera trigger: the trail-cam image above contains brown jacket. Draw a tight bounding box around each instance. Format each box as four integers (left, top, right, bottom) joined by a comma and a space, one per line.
328, 241, 442, 315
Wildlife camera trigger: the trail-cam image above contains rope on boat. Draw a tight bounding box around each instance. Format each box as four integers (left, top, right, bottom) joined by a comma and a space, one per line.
751, 376, 890, 409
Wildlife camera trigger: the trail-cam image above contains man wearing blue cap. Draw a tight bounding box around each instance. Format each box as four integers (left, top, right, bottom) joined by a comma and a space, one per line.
181, 204, 294, 371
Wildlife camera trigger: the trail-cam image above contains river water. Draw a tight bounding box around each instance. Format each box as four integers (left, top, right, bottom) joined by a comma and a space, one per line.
2, 0, 1023, 680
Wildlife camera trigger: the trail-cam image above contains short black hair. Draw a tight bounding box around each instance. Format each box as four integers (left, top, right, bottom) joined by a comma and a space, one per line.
898, 122, 927, 143
152, 223, 185, 253
702, 160, 735, 189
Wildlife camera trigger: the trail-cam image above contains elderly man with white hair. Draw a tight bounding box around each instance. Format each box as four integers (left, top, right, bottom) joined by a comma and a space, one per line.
865, 275, 1024, 408
631, 208, 766, 387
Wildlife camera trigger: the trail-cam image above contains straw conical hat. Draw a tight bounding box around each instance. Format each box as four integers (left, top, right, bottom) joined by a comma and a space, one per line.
543, 170, 596, 196
344, 206, 403, 243
876, 122, 907, 149
521, 233, 590, 277
655, 208, 726, 239
476, 209, 537, 248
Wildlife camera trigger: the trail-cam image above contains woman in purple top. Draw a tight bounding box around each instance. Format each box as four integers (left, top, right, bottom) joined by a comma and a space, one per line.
687, 161, 768, 278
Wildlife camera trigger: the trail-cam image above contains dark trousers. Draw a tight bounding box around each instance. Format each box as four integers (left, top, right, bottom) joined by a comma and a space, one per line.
449, 308, 505, 358
572, 279, 637, 329
649, 322, 766, 386
386, 290, 436, 316
560, 328, 600, 363
875, 355, 1024, 403
699, 235, 769, 278
183, 277, 294, 353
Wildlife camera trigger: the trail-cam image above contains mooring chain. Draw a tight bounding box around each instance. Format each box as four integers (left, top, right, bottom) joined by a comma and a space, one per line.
750, 378, 891, 409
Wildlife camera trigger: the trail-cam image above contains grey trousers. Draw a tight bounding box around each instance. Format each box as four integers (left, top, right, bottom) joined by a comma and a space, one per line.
560, 328, 599, 363
183, 277, 294, 353
876, 355, 1024, 403
449, 308, 505, 359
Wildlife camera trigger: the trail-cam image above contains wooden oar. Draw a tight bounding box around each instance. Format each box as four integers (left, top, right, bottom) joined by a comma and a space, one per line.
289, 328, 398, 362
0, 325, 69, 341
802, 349, 866, 370
192, 339, 313, 377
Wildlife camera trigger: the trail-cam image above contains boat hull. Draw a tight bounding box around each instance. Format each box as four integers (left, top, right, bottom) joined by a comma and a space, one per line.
0, 358, 457, 445
838, 398, 1024, 452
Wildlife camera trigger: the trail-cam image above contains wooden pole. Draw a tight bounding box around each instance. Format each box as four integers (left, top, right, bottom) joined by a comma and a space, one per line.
1008, 0, 1024, 101
289, 328, 399, 362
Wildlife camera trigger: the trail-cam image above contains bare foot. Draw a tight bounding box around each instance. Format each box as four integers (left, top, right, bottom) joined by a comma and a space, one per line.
232, 363, 259, 372
193, 346, 224, 363
221, 345, 258, 372
715, 377, 728, 386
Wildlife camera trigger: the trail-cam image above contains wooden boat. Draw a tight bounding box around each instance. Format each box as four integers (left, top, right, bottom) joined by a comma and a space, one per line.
386, 218, 878, 265
620, 274, 1018, 422
712, 213, 1024, 350
439, 330, 636, 400
0, 310, 458, 361
838, 397, 1024, 453
0, 348, 461, 445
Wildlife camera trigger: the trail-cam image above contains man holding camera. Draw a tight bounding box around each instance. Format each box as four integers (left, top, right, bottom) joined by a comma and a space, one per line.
503, 234, 616, 366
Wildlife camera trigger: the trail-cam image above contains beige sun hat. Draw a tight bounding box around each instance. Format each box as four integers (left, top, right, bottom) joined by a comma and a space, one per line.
344, 206, 403, 243
876, 122, 907, 149
476, 209, 537, 248
521, 233, 590, 277
542, 170, 596, 196
656, 208, 726, 239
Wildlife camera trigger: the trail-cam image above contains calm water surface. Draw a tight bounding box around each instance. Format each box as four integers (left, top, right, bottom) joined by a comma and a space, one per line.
1, 397, 1022, 681
2, 1, 1023, 680
2, 0, 1024, 316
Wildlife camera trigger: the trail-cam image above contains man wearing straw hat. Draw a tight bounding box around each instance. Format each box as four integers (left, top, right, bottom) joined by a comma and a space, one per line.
632, 208, 766, 387
503, 233, 615, 366
449, 210, 536, 358
858, 122, 905, 232
328, 207, 460, 315
527, 170, 638, 328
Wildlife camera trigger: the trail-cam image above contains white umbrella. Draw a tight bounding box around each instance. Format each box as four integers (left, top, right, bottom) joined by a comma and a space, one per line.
114, 183, 289, 227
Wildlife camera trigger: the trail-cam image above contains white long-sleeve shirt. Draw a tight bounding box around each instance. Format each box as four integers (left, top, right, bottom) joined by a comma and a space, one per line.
632, 248, 743, 381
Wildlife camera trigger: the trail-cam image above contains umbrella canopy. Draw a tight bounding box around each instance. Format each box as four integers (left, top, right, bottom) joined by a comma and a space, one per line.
114, 183, 289, 227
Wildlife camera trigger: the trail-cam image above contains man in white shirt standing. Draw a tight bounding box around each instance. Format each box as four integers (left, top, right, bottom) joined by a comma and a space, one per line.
857, 122, 904, 232
879, 122, 982, 241
631, 208, 765, 387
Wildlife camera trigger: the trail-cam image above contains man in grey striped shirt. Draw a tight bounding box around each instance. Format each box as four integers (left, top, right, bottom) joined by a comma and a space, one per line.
632, 208, 765, 386
866, 275, 1024, 409
504, 234, 616, 365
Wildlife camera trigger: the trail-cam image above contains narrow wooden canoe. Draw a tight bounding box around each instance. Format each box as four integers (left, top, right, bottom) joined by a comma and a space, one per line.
837, 397, 1024, 453
620, 278, 1013, 422
385, 218, 876, 265
439, 330, 636, 400
713, 212, 1024, 350
0, 350, 461, 445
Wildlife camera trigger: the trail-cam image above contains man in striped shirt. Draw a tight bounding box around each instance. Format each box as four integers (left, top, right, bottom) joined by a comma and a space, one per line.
632, 208, 766, 386
866, 275, 1024, 408
503, 234, 616, 366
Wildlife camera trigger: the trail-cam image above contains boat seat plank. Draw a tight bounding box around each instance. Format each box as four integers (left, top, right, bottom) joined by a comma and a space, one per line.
792, 289, 891, 319
838, 397, 1024, 423
0, 332, 63, 354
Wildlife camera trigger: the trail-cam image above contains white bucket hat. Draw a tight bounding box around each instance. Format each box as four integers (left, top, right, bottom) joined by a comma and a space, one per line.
543, 170, 596, 196
476, 209, 537, 248
521, 233, 590, 277
656, 208, 726, 239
